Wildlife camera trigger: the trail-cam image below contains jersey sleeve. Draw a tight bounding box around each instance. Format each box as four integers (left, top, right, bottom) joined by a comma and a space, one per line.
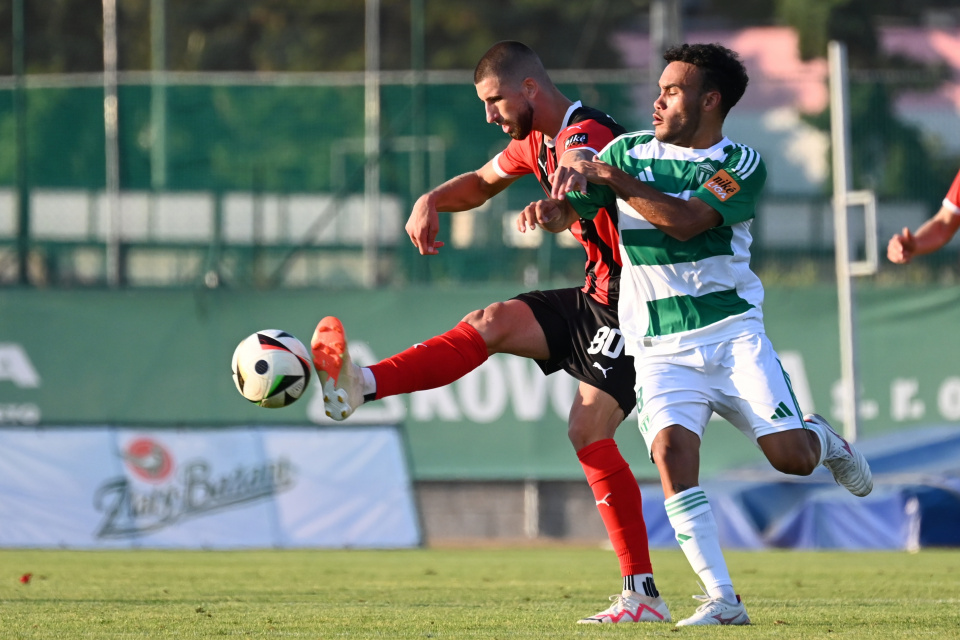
943, 167, 960, 215
566, 183, 616, 220
694, 144, 767, 226
492, 139, 535, 178
565, 138, 621, 220
555, 119, 617, 162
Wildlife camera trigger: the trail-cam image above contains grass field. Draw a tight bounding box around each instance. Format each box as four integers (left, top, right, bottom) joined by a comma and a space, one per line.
2, 546, 958, 639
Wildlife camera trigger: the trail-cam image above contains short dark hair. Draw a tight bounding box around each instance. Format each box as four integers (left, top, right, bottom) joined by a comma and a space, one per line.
663, 43, 749, 117
474, 41, 550, 86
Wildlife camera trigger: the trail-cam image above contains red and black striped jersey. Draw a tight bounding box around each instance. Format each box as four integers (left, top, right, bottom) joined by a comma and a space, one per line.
492, 101, 626, 306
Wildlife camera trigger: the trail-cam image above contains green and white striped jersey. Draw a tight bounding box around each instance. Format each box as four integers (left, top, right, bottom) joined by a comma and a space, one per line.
567, 130, 767, 356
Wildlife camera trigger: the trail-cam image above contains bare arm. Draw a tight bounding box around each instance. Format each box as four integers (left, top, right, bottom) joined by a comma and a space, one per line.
513, 148, 599, 236
887, 205, 960, 264
406, 160, 519, 255
559, 156, 721, 241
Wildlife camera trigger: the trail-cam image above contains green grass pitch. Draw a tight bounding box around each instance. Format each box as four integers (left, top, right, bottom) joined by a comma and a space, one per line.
2, 547, 958, 638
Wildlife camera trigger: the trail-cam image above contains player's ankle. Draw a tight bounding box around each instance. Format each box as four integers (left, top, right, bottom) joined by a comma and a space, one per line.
361, 367, 377, 398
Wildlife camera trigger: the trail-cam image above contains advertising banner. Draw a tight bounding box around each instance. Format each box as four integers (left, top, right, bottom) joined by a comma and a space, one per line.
1, 285, 959, 480
0, 426, 420, 549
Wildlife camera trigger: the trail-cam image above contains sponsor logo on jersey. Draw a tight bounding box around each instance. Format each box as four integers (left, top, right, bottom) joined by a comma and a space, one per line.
564, 133, 588, 149
704, 169, 740, 201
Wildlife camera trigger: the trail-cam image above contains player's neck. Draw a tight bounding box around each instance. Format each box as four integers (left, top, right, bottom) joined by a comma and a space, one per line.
690, 131, 723, 150
671, 127, 724, 150
536, 92, 575, 141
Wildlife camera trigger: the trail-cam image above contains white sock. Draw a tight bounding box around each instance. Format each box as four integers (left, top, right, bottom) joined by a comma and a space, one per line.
361, 367, 377, 397
623, 573, 658, 598
665, 487, 736, 602
803, 417, 830, 466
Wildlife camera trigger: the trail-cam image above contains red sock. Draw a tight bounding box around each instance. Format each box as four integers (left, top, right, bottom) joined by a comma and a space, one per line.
578, 438, 653, 576
368, 322, 489, 399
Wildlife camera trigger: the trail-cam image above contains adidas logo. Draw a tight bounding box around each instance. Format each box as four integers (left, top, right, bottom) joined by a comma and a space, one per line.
770, 401, 794, 420
635, 166, 655, 182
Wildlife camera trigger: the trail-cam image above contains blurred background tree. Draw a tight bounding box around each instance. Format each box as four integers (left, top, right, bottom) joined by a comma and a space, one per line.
776, 0, 958, 206
0, 0, 954, 74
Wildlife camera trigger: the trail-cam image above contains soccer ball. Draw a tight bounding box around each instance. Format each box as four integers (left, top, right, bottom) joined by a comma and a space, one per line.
231, 330, 312, 408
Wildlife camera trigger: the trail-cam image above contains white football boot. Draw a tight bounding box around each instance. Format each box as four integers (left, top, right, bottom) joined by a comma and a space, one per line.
675, 594, 750, 626
577, 590, 671, 624
310, 316, 365, 420
804, 413, 873, 496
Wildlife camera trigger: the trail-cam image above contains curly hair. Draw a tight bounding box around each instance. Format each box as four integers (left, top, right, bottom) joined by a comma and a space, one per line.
663, 43, 749, 117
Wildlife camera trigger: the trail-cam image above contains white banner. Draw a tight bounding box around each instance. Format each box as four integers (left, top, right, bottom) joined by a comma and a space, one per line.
0, 426, 420, 548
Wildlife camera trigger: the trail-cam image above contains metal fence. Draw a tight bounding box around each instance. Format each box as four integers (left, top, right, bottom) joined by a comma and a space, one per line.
0, 69, 958, 289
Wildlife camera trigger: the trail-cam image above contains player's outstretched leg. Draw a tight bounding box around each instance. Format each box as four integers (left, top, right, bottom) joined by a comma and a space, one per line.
804, 413, 873, 496
675, 593, 750, 626
311, 316, 365, 420
578, 590, 671, 624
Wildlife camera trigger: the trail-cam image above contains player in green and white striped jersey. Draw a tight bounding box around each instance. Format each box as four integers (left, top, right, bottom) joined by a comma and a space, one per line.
542, 42, 874, 627
568, 129, 767, 355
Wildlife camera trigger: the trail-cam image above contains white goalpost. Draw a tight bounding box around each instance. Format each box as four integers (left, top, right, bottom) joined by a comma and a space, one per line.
828, 40, 878, 442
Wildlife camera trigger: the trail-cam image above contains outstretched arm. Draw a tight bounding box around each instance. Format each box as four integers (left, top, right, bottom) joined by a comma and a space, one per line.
887, 205, 960, 264
406, 160, 518, 255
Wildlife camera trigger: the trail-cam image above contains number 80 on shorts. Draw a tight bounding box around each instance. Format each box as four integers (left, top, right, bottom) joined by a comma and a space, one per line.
587, 326, 625, 358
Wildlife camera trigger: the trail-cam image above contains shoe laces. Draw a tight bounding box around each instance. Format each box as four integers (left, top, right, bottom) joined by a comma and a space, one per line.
690, 583, 729, 612
691, 586, 712, 611
603, 592, 636, 614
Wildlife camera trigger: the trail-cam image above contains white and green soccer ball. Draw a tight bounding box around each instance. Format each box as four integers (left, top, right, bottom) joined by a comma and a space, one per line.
231, 329, 311, 408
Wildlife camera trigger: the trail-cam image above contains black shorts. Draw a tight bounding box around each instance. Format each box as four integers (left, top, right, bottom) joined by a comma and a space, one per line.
512, 286, 636, 415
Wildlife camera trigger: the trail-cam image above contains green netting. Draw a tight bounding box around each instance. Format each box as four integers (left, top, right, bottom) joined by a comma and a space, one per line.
0, 77, 958, 288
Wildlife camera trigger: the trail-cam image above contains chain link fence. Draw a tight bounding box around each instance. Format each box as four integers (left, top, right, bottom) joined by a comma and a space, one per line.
0, 70, 958, 289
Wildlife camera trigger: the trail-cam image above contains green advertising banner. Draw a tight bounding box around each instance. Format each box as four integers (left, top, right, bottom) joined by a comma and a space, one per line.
1, 284, 958, 480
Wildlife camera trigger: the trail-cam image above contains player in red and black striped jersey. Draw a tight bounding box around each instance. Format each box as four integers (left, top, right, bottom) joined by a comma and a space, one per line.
493, 103, 624, 306
310, 41, 668, 625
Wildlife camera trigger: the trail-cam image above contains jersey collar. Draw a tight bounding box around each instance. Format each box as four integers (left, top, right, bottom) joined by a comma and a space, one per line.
545, 100, 583, 149
659, 135, 733, 160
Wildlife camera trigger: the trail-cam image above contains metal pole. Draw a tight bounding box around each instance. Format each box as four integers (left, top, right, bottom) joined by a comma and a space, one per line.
150, 0, 167, 190
410, 0, 425, 199
523, 479, 539, 539
649, 0, 682, 106
103, 0, 122, 287
12, 0, 29, 285
363, 0, 381, 287
829, 41, 859, 441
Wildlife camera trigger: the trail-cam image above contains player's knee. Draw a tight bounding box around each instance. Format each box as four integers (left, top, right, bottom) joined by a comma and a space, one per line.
462, 302, 510, 349
650, 433, 693, 470
568, 419, 607, 450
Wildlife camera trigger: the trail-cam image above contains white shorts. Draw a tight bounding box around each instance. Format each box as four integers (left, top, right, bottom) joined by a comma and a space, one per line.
634, 332, 806, 456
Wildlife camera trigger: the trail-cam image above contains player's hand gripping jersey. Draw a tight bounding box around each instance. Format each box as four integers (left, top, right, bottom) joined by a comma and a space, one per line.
567, 131, 768, 356
492, 101, 625, 306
